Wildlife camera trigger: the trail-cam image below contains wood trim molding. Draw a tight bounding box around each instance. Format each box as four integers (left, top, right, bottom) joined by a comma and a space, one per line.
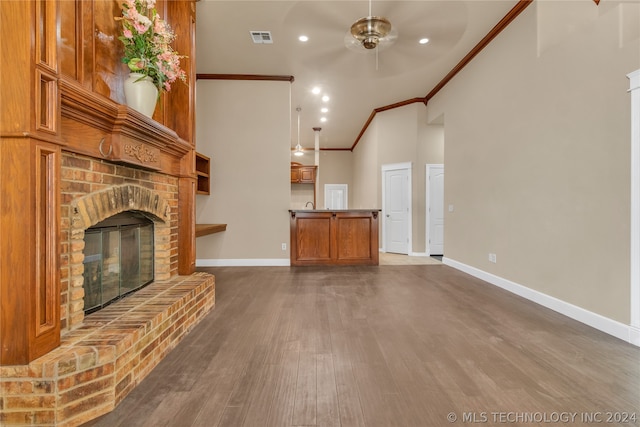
350, 97, 427, 151
196, 73, 294, 82
350, 0, 533, 151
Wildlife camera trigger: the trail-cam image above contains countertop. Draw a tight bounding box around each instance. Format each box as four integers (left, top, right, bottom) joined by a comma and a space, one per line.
288, 209, 381, 213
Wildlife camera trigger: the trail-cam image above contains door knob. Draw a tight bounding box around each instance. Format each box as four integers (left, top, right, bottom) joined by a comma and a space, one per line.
386, 214, 390, 217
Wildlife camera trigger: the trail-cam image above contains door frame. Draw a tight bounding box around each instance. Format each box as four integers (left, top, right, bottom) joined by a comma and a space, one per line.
629, 69, 640, 345
426, 164, 444, 256
381, 162, 412, 254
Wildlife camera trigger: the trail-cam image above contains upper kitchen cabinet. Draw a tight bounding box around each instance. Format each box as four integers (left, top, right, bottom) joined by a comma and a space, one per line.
291, 162, 317, 184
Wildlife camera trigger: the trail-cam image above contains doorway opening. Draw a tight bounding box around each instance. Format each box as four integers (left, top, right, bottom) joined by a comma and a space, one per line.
426, 164, 444, 256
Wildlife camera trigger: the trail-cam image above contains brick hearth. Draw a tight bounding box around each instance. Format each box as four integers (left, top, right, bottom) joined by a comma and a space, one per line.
0, 273, 214, 426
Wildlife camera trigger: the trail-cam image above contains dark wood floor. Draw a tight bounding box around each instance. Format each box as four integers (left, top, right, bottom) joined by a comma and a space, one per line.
84, 265, 640, 427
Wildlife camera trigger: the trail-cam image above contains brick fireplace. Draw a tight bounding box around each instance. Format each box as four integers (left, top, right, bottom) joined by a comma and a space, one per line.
0, 1, 204, 425
0, 153, 215, 426
62, 152, 178, 330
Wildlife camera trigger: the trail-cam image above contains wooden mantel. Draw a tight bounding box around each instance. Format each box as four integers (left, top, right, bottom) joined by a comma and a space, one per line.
59, 77, 192, 173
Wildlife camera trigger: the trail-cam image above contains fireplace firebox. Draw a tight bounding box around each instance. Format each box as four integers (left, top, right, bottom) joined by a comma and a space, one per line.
83, 211, 154, 314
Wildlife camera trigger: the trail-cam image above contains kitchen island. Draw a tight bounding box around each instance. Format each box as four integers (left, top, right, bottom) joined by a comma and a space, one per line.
289, 209, 380, 266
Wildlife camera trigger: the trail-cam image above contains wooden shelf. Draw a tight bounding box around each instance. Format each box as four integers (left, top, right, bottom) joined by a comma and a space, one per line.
195, 223, 227, 237
196, 152, 210, 195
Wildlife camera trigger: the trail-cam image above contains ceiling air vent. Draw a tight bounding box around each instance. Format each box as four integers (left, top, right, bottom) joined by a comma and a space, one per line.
250, 31, 273, 44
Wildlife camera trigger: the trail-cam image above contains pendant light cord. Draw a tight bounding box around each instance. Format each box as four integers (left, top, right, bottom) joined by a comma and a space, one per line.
297, 107, 301, 148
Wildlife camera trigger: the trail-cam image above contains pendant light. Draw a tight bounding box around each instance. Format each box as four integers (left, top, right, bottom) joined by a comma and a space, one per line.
293, 107, 304, 156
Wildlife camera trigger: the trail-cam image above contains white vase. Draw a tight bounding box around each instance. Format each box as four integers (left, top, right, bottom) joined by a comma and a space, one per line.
123, 73, 158, 117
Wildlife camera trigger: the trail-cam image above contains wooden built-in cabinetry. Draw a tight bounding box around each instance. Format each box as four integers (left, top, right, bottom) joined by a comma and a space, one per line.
0, 0, 198, 365
196, 152, 211, 195
291, 162, 317, 183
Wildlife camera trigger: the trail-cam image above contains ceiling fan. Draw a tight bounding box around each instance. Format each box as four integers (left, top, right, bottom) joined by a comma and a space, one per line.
285, 1, 451, 78
346, 1, 398, 53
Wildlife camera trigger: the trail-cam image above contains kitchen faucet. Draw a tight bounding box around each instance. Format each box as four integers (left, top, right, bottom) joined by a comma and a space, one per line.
305, 201, 315, 209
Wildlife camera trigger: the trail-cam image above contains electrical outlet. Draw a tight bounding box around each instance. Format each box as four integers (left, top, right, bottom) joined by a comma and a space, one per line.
448, 204, 454, 212
282, 243, 287, 251
488, 253, 497, 263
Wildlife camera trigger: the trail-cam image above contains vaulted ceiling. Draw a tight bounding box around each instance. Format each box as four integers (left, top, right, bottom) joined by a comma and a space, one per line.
195, 1, 523, 150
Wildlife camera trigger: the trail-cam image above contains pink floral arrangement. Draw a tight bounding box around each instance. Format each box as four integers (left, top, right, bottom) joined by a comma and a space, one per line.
116, 0, 186, 93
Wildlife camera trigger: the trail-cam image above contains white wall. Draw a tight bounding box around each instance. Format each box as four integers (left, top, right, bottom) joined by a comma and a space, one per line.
428, 1, 639, 324
352, 120, 379, 209
195, 80, 291, 266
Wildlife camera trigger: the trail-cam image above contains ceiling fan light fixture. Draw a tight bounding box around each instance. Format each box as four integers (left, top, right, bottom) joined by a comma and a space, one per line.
350, 16, 392, 49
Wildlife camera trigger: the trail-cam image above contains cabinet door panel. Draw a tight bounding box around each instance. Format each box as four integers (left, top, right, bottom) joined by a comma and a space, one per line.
300, 167, 315, 183
93, 0, 125, 103
296, 217, 332, 260
335, 217, 372, 260
291, 168, 301, 182
59, 1, 79, 80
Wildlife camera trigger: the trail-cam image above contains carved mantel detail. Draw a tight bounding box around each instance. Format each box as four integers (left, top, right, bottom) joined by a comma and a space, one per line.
124, 142, 160, 164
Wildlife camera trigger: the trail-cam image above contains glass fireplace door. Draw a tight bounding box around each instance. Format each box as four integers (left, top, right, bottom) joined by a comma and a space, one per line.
82, 212, 154, 314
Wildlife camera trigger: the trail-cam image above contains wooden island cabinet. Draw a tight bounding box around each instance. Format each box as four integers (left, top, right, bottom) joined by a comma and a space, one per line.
289, 210, 380, 266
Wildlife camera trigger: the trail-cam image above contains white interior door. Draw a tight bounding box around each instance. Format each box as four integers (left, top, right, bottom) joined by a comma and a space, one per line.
384, 167, 410, 254
325, 184, 348, 210
427, 164, 444, 256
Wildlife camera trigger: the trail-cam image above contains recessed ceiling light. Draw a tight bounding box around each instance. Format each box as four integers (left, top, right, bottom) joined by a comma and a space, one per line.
419, 38, 430, 45
320, 117, 327, 122
321, 107, 328, 113
298, 35, 309, 42
322, 95, 330, 102
312, 87, 321, 95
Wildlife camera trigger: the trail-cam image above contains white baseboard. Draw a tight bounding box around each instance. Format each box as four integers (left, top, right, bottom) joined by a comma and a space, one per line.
443, 257, 638, 347
196, 258, 290, 267
631, 326, 640, 346
410, 251, 429, 257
